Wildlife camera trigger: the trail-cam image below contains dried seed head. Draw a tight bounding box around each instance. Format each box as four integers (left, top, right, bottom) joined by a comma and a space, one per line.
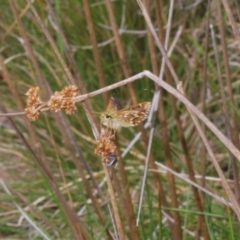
47, 85, 79, 115
25, 87, 43, 121
25, 85, 79, 121
94, 131, 118, 166
25, 86, 40, 97
48, 92, 63, 112
25, 87, 42, 107
25, 107, 40, 121
61, 85, 79, 97
94, 137, 117, 158
62, 99, 77, 115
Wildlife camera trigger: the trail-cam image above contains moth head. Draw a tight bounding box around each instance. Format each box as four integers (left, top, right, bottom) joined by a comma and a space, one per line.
100, 112, 112, 127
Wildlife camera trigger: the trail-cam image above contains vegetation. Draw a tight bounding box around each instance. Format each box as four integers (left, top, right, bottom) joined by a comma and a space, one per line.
1, 0, 240, 239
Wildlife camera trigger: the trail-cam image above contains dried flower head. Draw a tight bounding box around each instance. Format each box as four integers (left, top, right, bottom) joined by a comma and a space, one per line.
62, 99, 77, 114
25, 107, 41, 121
25, 87, 43, 121
25, 87, 42, 107
48, 92, 62, 112
25, 86, 40, 97
94, 131, 118, 166
47, 85, 79, 115
25, 85, 79, 121
61, 85, 79, 98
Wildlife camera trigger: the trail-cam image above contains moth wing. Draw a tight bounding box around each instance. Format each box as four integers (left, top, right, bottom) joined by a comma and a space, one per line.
106, 94, 123, 112
117, 102, 151, 114
116, 110, 149, 125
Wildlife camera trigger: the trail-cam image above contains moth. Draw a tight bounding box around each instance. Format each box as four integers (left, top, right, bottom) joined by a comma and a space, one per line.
100, 94, 151, 129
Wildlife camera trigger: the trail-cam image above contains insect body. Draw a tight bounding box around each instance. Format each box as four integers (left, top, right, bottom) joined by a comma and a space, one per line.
100, 97, 151, 129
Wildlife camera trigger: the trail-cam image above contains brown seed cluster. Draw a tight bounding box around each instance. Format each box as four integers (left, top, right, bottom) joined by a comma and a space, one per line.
94, 130, 118, 166
48, 85, 79, 114
25, 85, 79, 121
25, 87, 43, 121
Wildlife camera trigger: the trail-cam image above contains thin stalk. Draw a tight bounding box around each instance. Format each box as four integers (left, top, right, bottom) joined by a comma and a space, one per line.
217, 0, 240, 201
83, 0, 108, 105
